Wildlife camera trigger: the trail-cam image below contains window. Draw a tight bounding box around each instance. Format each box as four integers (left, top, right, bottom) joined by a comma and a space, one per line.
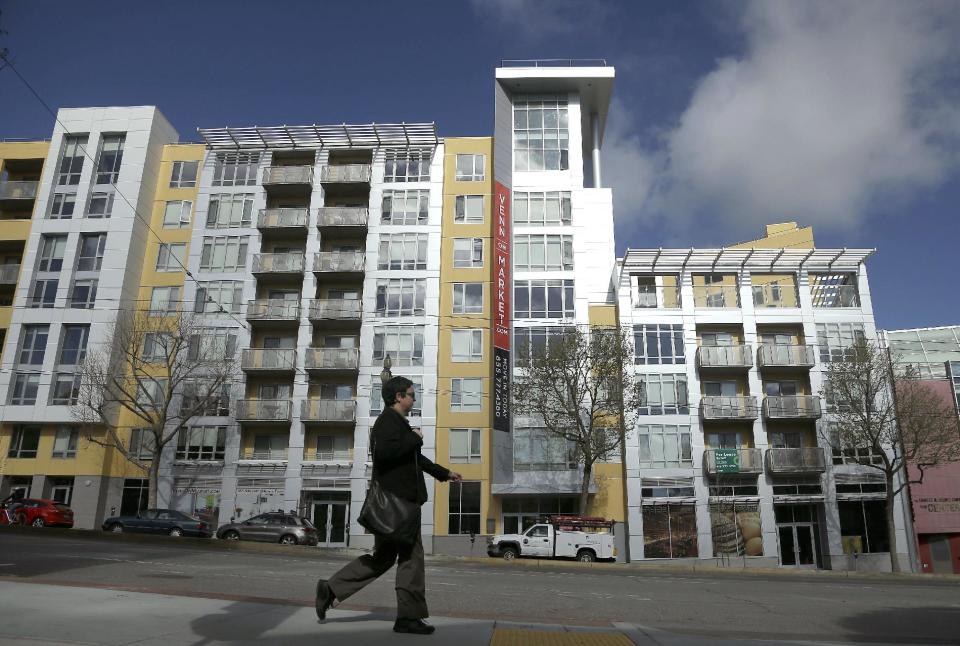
810, 273, 860, 308
57, 135, 87, 186
49, 192, 76, 219
193, 281, 243, 314
29, 278, 57, 307
136, 378, 168, 410
315, 434, 351, 460
252, 435, 288, 459
121, 478, 149, 515
212, 152, 259, 187
8, 426, 40, 458
710, 502, 763, 556
129, 430, 155, 460
454, 195, 484, 223
150, 286, 180, 315
10, 374, 40, 405
93, 134, 125, 184
384, 149, 431, 182
69, 278, 97, 309
188, 328, 238, 360
375, 278, 426, 317
451, 329, 483, 362
452, 283, 483, 314
76, 233, 107, 272
449, 428, 482, 463
163, 200, 192, 228
640, 477, 696, 498
514, 427, 576, 470
142, 332, 171, 362
513, 234, 573, 271
642, 504, 699, 559
816, 323, 866, 363
513, 279, 575, 319
514, 326, 573, 366
513, 96, 569, 171
381, 190, 429, 225
825, 422, 884, 466
453, 238, 484, 268
378, 233, 428, 270
639, 374, 689, 415
514, 192, 572, 226
448, 481, 481, 534
373, 325, 424, 366
49, 477, 74, 505
170, 160, 199, 188
455, 154, 485, 181
50, 373, 81, 405
370, 376, 422, 417
176, 426, 226, 461
450, 378, 482, 412
207, 194, 254, 228
59, 325, 90, 365
181, 380, 231, 417
637, 424, 693, 467
18, 325, 49, 366
52, 427, 78, 459
38, 235, 67, 272
156, 243, 186, 272
200, 236, 248, 271
838, 501, 889, 553
634, 324, 685, 365
87, 191, 114, 218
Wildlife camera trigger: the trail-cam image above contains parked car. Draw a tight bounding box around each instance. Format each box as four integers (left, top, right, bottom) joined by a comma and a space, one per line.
101, 509, 211, 538
0, 499, 74, 528
216, 512, 318, 546
487, 516, 616, 562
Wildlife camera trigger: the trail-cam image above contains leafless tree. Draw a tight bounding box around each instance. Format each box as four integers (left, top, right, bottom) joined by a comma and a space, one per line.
513, 325, 642, 515
820, 339, 960, 572
73, 309, 238, 508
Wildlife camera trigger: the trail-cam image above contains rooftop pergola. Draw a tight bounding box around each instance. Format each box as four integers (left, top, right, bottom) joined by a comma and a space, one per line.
620, 247, 876, 274
196, 122, 440, 150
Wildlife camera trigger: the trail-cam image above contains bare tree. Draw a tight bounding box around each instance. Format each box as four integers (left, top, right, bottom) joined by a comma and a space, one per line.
73, 309, 238, 509
513, 325, 643, 515
820, 339, 960, 572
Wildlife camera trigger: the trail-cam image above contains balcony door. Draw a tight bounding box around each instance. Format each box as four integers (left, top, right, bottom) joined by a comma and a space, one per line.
706, 432, 741, 449
704, 381, 738, 397
769, 432, 804, 449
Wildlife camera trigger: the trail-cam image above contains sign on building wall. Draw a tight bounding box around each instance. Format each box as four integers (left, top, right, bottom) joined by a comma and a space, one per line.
493, 181, 511, 432
714, 449, 741, 474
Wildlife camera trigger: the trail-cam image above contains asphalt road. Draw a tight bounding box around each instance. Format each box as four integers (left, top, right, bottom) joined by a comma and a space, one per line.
1, 530, 958, 644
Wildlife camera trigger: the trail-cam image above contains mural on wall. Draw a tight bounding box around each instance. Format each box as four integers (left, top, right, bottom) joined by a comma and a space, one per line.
710, 502, 763, 556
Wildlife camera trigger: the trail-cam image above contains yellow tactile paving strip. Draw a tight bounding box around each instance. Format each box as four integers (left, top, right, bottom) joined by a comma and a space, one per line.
491, 628, 634, 646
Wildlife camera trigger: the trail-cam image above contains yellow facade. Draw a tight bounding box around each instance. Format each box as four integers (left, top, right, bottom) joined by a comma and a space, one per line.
727, 222, 815, 250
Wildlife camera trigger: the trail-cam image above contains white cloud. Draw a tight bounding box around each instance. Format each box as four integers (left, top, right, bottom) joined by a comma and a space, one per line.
602, 99, 657, 229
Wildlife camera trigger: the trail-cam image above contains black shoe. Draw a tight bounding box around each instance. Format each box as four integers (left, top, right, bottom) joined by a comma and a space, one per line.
315, 579, 334, 621
393, 618, 436, 635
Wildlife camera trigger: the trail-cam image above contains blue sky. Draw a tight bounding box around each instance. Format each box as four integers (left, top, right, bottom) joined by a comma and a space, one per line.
2, 1, 958, 330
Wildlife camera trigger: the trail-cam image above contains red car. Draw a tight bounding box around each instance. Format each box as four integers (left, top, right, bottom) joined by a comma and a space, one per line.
3, 499, 74, 528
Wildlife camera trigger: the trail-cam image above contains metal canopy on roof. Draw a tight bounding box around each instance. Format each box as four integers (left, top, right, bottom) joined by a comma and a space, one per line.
196, 122, 440, 150
621, 247, 875, 274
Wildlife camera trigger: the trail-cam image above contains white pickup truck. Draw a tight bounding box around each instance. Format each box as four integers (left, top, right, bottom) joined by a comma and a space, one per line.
487, 518, 616, 563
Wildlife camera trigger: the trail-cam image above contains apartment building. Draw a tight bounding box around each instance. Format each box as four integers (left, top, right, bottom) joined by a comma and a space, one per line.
618, 224, 913, 571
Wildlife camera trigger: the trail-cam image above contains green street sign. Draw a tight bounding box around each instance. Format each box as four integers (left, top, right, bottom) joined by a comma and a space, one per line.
714, 448, 741, 473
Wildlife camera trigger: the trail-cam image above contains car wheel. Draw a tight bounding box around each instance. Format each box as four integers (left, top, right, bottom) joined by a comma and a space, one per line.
31, 517, 45, 528
223, 530, 240, 541
501, 547, 518, 561
169, 527, 183, 537
577, 549, 596, 563
109, 523, 123, 533
279, 534, 297, 546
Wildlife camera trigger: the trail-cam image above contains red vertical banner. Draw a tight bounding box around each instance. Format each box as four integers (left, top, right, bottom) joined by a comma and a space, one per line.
493, 182, 511, 432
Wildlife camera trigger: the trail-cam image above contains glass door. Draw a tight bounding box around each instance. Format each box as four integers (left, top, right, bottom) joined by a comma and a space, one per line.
313, 501, 349, 547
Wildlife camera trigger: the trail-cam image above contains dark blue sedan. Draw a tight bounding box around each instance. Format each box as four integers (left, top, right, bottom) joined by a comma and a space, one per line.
102, 509, 211, 538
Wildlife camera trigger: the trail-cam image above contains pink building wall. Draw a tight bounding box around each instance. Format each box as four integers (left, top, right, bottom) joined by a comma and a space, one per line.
906, 380, 960, 535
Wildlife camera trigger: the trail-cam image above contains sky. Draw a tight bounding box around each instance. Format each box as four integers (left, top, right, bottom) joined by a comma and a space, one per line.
1, 0, 958, 331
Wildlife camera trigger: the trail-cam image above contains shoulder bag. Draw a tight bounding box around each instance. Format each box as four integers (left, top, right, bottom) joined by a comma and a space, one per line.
357, 434, 421, 545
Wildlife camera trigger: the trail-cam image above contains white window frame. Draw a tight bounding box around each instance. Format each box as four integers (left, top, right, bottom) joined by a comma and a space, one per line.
129, 428, 156, 461
454, 195, 484, 223
451, 329, 483, 362
372, 325, 425, 366
87, 191, 114, 219
383, 149, 431, 183
50, 372, 81, 405
450, 378, 482, 412
513, 234, 573, 271
455, 154, 485, 181
452, 283, 484, 314
637, 424, 693, 468
206, 193, 254, 228
212, 152, 259, 187
639, 373, 690, 415
170, 160, 199, 188
149, 286, 180, 315
200, 236, 248, 272
377, 233, 428, 270
93, 134, 125, 185
163, 200, 193, 228
156, 243, 186, 272
375, 278, 426, 317
513, 97, 569, 172
381, 190, 429, 225
176, 426, 226, 461
513, 279, 575, 319
513, 192, 572, 226
194, 280, 243, 314
453, 238, 484, 268
449, 428, 482, 463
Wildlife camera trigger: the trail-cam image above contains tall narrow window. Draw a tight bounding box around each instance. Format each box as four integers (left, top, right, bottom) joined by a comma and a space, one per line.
77, 233, 107, 271
49, 193, 76, 219
87, 191, 114, 218
59, 325, 90, 365
69, 279, 98, 309
448, 481, 481, 534
18, 325, 49, 366
94, 134, 125, 185
38, 235, 67, 272
57, 135, 88, 186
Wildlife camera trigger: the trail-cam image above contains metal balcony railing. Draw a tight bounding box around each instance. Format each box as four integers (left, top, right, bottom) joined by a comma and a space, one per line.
241, 348, 297, 372
757, 344, 816, 368
693, 285, 740, 308
313, 251, 365, 273
301, 399, 357, 423
697, 345, 753, 368
317, 206, 368, 228
320, 164, 371, 183
0, 264, 20, 285
500, 59, 608, 67
765, 447, 827, 474
236, 399, 292, 422
303, 447, 354, 462
242, 447, 289, 460
308, 299, 361, 321
0, 181, 38, 200
700, 396, 759, 420
252, 252, 305, 274
304, 348, 360, 371
752, 284, 798, 308
811, 284, 860, 308
762, 395, 822, 419
703, 448, 764, 475
246, 299, 300, 321
257, 208, 309, 230
262, 165, 313, 186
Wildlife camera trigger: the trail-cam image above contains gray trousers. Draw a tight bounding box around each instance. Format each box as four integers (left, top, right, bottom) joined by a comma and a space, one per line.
326, 530, 428, 619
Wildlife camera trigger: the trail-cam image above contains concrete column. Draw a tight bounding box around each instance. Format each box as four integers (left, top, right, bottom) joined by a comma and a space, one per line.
590, 112, 602, 188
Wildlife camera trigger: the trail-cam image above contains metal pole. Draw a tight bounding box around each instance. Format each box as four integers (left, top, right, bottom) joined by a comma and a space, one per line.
884, 344, 921, 573
591, 112, 602, 188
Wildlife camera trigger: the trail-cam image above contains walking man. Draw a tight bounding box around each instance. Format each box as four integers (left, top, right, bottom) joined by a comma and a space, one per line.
315, 376, 461, 635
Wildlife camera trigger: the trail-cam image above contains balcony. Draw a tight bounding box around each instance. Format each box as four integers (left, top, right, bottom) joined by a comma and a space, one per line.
320, 164, 371, 185
765, 447, 827, 474
241, 348, 297, 374
236, 399, 292, 422
303, 447, 354, 463
301, 399, 357, 424
757, 344, 816, 368
240, 447, 289, 461
700, 396, 759, 420
304, 348, 360, 372
762, 395, 822, 420
697, 345, 753, 369
308, 299, 361, 323
693, 285, 740, 309
703, 448, 764, 476
252, 252, 305, 275
257, 208, 309, 232
313, 251, 365, 274
261, 166, 313, 195
316, 207, 368, 233
0, 181, 38, 203
245, 299, 300, 323
0, 264, 20, 285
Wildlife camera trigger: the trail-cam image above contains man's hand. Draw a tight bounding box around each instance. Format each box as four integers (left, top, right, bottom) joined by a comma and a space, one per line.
448, 472, 463, 482
411, 427, 423, 439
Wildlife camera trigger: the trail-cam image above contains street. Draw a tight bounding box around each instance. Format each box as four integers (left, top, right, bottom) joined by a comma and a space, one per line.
0, 531, 958, 644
